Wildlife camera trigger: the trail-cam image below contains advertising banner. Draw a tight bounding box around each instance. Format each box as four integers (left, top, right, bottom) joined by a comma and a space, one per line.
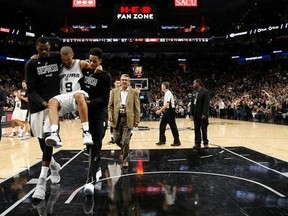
114, 5, 157, 21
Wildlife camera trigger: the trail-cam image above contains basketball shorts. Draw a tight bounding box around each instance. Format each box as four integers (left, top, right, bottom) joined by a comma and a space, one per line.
53, 90, 89, 116
11, 107, 26, 121
30, 109, 51, 139
20, 109, 28, 121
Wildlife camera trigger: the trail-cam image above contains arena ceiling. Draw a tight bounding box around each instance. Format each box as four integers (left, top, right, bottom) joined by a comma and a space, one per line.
1, 0, 283, 36
0, 0, 286, 55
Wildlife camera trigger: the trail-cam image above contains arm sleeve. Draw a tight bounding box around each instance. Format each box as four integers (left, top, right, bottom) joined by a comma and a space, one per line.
108, 89, 114, 118
89, 73, 112, 108
166, 92, 172, 103
202, 90, 210, 116
25, 61, 46, 107
134, 90, 141, 122
190, 96, 193, 116
162, 92, 171, 109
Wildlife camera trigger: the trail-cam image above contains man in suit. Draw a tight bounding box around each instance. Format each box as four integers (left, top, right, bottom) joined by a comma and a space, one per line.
0, 86, 7, 141
108, 74, 140, 168
190, 79, 210, 150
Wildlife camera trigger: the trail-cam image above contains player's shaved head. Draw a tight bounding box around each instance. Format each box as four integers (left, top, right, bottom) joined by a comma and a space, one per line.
60, 46, 74, 55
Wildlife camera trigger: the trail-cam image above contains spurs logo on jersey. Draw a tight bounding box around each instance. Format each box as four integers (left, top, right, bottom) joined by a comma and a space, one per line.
37, 63, 59, 76
84, 76, 98, 88
59, 59, 82, 94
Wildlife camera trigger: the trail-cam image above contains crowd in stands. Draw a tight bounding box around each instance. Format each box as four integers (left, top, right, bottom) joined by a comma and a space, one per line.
210, 58, 288, 124
0, 62, 24, 110
1, 54, 288, 124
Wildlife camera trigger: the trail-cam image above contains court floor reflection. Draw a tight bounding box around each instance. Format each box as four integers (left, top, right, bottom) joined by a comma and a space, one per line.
1, 147, 288, 216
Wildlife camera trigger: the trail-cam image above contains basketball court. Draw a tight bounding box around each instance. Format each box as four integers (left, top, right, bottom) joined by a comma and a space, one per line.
1, 118, 288, 215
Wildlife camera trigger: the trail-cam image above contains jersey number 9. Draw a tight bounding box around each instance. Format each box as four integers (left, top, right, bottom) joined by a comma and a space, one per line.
65, 82, 73, 92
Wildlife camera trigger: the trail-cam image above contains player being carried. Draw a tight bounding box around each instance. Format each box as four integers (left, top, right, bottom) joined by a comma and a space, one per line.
45, 46, 101, 147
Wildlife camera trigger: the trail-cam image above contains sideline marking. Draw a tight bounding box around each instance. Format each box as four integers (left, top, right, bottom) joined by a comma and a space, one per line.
219, 145, 288, 177
0, 149, 84, 216
65, 170, 285, 204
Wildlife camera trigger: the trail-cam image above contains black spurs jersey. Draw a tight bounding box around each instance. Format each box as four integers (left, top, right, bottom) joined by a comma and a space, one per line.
25, 52, 62, 113
20, 90, 29, 110
79, 69, 111, 119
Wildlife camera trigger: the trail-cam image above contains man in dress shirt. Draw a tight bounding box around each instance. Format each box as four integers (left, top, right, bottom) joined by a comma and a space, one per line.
108, 74, 141, 168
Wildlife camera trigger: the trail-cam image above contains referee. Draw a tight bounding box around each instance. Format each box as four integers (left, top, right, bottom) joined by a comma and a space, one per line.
156, 82, 181, 146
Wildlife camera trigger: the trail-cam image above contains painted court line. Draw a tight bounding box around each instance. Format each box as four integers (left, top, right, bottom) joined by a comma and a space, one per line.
209, 143, 288, 178
0, 149, 84, 216
221, 146, 288, 177
65, 170, 285, 204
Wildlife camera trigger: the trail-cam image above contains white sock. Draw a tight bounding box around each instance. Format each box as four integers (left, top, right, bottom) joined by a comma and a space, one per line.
82, 122, 89, 131
39, 166, 49, 179
51, 125, 58, 132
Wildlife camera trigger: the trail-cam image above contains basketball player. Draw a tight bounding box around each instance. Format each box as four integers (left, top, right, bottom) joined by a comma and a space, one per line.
18, 80, 30, 140
79, 47, 112, 195
9, 90, 25, 137
45, 46, 95, 148
25, 36, 62, 200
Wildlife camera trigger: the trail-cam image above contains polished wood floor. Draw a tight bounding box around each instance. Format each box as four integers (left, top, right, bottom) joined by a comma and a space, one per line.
1, 118, 288, 183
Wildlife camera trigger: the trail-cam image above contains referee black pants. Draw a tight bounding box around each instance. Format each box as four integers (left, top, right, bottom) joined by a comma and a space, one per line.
159, 109, 180, 143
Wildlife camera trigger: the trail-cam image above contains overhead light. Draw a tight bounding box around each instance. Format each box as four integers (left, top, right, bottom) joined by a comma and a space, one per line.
25, 32, 35, 37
